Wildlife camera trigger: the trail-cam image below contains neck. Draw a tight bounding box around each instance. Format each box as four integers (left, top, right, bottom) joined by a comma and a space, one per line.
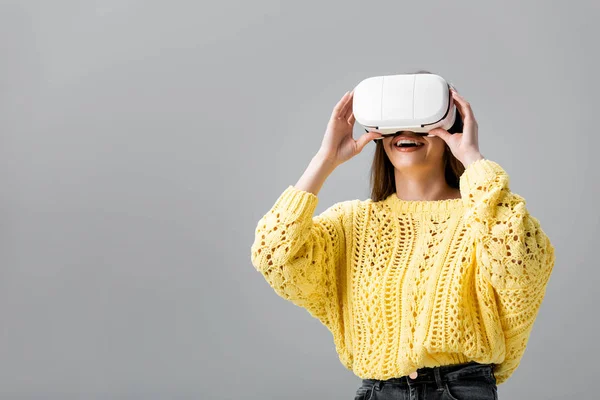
393, 165, 460, 201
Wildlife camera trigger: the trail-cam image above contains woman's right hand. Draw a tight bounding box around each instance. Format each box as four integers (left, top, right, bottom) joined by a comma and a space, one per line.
317, 90, 383, 167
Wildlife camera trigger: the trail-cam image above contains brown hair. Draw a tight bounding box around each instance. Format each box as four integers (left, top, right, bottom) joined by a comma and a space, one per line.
369, 70, 465, 202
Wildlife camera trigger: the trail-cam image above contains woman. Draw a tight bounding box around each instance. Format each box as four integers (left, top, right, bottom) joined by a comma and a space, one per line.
250, 71, 555, 400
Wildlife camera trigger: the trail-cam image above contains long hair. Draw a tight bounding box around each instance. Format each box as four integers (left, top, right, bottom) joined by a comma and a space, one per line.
369, 70, 465, 202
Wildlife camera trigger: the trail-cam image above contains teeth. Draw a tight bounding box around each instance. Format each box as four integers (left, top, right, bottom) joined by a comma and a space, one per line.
395, 140, 423, 147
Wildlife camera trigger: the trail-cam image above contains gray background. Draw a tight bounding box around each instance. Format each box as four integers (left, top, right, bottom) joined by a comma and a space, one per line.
0, 0, 597, 399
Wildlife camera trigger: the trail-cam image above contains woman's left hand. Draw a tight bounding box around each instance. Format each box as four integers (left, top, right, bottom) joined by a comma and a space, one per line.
428, 88, 485, 168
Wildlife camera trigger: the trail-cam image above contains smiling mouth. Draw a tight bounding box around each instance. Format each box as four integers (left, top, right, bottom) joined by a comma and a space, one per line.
392, 134, 427, 148
395, 142, 424, 148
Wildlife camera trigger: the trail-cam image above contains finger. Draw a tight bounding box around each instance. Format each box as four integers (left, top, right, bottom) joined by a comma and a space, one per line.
338, 89, 353, 121
450, 89, 465, 120
347, 112, 355, 126
428, 128, 450, 143
355, 131, 382, 152
338, 90, 354, 119
331, 91, 350, 119
342, 90, 355, 121
451, 91, 478, 144
451, 90, 475, 122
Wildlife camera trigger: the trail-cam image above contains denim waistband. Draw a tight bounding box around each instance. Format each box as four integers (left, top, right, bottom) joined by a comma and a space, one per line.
361, 361, 494, 387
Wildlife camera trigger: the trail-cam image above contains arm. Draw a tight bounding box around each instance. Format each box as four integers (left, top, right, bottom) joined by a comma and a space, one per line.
459, 158, 556, 384
460, 158, 555, 290
250, 153, 350, 328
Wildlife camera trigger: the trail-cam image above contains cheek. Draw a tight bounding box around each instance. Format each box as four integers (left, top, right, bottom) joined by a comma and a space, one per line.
382, 140, 393, 155
427, 139, 447, 154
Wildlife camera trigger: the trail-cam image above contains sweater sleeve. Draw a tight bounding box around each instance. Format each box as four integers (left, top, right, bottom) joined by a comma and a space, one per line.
250, 185, 351, 328
459, 158, 556, 385
459, 158, 556, 290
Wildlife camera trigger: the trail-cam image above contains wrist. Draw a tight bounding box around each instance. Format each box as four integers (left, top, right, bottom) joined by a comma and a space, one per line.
462, 153, 485, 168
313, 151, 340, 170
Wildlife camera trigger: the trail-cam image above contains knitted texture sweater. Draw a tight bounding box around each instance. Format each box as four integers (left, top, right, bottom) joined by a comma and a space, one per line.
250, 158, 555, 386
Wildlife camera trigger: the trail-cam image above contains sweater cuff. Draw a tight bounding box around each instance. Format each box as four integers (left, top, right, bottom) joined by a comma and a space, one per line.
272, 185, 319, 220
459, 158, 508, 205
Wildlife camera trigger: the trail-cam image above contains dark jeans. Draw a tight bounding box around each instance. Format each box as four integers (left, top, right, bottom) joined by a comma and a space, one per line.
354, 361, 498, 400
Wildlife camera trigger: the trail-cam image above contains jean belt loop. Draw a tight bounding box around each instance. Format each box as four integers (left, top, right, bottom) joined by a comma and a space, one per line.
375, 380, 383, 391
434, 366, 443, 390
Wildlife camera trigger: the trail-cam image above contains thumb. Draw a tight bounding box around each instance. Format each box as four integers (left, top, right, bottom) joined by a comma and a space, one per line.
356, 131, 383, 152
428, 128, 451, 143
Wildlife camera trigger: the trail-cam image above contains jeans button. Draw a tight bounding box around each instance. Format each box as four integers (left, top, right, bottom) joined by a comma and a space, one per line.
409, 371, 418, 379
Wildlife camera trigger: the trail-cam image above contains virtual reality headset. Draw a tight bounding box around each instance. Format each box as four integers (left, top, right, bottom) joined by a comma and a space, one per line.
352, 73, 463, 139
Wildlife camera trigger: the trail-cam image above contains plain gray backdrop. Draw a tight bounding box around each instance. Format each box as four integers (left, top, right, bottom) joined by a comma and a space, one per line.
0, 0, 598, 399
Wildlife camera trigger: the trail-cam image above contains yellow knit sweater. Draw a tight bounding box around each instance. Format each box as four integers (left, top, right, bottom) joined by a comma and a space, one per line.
250, 158, 555, 386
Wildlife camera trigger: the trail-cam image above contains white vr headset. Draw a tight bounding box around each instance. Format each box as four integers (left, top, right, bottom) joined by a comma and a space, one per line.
352, 73, 463, 139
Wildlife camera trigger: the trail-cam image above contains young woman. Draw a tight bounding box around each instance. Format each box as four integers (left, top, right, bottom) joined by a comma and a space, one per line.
250, 72, 555, 400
